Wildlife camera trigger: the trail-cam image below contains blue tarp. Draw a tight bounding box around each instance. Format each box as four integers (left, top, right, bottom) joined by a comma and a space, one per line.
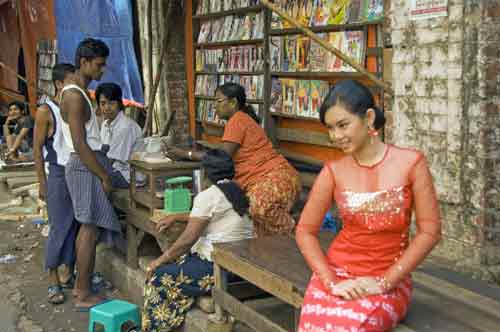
55, 0, 144, 105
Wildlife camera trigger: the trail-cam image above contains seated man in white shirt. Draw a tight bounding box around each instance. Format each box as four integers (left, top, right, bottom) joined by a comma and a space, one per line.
96, 82, 143, 188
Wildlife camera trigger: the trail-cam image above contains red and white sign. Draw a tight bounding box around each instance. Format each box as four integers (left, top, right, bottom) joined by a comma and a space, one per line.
410, 0, 448, 20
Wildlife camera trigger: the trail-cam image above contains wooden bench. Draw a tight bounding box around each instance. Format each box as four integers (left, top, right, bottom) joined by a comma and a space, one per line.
212, 234, 500, 332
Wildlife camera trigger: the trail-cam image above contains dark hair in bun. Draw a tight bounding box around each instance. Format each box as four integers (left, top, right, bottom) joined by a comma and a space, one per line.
319, 80, 385, 130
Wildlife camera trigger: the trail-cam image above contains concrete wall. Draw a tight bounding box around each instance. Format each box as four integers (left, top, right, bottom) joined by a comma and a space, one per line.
387, 0, 500, 281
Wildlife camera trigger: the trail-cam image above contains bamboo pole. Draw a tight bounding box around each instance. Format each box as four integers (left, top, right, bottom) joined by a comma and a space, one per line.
143, 0, 173, 136
259, 0, 393, 95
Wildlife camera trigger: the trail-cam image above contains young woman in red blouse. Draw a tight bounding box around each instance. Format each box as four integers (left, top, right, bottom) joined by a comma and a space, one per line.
296, 80, 441, 332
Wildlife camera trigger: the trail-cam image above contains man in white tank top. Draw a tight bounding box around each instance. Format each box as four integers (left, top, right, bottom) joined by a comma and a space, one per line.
60, 38, 121, 311
33, 63, 78, 305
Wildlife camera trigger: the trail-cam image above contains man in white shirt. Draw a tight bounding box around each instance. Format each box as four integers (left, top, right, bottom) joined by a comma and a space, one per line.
96, 82, 143, 188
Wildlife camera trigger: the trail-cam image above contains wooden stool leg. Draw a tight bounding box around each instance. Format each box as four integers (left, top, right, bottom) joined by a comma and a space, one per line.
126, 223, 139, 269
294, 307, 301, 332
213, 263, 229, 323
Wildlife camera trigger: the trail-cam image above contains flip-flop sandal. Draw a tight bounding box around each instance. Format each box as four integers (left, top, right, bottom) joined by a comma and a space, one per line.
74, 298, 111, 313
60, 274, 75, 289
48, 285, 65, 305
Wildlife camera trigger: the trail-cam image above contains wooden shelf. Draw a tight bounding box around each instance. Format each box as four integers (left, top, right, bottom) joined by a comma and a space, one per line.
270, 71, 379, 79
195, 39, 264, 48
269, 20, 383, 36
270, 112, 321, 123
195, 95, 264, 104
195, 71, 265, 76
196, 119, 225, 128
193, 5, 264, 20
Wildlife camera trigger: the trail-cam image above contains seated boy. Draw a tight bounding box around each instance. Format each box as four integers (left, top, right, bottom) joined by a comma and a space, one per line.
96, 82, 143, 188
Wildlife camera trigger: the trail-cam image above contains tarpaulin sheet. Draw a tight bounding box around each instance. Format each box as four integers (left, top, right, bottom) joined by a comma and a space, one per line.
55, 0, 144, 106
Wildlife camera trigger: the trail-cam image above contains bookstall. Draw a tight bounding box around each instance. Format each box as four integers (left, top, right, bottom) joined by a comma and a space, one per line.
185, 0, 385, 163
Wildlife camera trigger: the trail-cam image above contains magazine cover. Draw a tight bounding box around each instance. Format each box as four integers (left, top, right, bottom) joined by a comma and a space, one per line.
343, 30, 366, 71
270, 37, 282, 72
328, 0, 350, 24
296, 36, 311, 71
270, 78, 283, 113
296, 80, 311, 117
198, 21, 212, 43
309, 34, 327, 72
326, 32, 344, 72
311, 0, 331, 26
282, 79, 296, 114
283, 35, 297, 72
362, 0, 383, 21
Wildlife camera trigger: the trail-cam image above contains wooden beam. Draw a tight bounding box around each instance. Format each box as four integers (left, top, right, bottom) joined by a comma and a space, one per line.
276, 127, 334, 148
413, 271, 500, 321
213, 289, 288, 332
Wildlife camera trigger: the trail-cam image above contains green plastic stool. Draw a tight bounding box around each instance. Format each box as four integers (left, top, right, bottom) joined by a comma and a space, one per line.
164, 176, 192, 214
88, 300, 140, 332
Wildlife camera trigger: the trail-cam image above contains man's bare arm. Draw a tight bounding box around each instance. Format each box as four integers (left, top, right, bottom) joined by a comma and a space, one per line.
33, 105, 51, 200
65, 91, 111, 189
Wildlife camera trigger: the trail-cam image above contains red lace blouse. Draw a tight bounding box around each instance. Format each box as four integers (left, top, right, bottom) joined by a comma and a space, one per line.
296, 145, 442, 289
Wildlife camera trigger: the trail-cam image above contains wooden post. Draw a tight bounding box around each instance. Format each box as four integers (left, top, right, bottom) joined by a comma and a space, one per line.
259, 0, 393, 95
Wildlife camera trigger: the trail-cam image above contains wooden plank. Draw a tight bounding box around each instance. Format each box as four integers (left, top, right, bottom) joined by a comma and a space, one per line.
279, 149, 324, 166
213, 288, 288, 332
129, 160, 200, 171
193, 5, 264, 20
0, 171, 37, 182
413, 271, 500, 322
213, 247, 304, 308
406, 284, 500, 332
195, 39, 264, 48
6, 177, 38, 189
269, 20, 384, 36
277, 127, 334, 148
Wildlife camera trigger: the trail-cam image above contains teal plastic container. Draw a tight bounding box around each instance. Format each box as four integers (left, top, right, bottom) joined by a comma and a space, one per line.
164, 176, 192, 214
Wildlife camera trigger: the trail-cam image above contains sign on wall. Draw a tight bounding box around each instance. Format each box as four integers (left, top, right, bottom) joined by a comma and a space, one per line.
410, 0, 448, 20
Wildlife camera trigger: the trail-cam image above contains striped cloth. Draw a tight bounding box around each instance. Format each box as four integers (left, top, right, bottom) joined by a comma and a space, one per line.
65, 151, 121, 246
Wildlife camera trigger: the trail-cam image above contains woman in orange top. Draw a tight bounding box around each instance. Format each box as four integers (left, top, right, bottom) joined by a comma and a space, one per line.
168, 83, 301, 236
296, 80, 441, 332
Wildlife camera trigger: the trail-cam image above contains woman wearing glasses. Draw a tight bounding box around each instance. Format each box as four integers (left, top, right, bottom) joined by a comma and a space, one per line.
168, 83, 300, 237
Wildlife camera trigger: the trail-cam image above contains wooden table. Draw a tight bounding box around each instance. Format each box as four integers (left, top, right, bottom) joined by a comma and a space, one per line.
125, 159, 200, 268
129, 159, 201, 215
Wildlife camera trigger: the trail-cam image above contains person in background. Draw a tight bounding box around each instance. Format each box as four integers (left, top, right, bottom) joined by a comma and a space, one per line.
167, 83, 301, 237
296, 80, 441, 332
33, 63, 78, 305
142, 149, 254, 332
96, 82, 143, 188
3, 101, 34, 160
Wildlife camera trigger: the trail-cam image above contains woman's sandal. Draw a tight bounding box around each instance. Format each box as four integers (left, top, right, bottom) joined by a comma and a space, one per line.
48, 285, 66, 305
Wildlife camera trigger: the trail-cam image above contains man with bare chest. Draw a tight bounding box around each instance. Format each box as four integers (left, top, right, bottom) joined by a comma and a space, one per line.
60, 38, 121, 310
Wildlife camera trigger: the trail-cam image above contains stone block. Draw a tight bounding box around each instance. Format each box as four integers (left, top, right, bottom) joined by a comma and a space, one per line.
416, 45, 432, 63
449, 23, 464, 42
430, 114, 448, 132
447, 42, 463, 62
447, 64, 463, 80
391, 29, 406, 46
416, 28, 448, 44
419, 61, 449, 79
449, 4, 465, 23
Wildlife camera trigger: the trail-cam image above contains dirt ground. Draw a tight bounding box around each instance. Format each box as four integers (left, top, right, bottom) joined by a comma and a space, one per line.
0, 183, 128, 332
